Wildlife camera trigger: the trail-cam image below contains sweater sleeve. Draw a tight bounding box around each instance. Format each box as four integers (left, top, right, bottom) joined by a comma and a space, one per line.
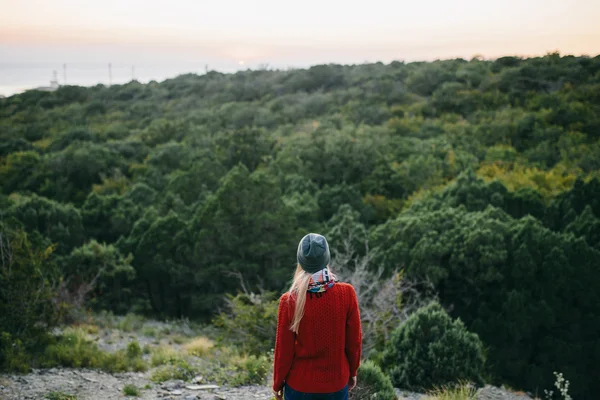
272, 293, 295, 393
345, 285, 362, 377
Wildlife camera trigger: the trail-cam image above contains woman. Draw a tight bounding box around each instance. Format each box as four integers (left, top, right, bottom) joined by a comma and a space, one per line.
272, 233, 362, 400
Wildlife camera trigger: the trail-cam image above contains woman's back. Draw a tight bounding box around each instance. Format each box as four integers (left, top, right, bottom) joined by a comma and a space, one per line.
273, 282, 362, 394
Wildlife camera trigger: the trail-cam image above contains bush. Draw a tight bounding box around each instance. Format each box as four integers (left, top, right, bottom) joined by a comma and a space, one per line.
229, 353, 272, 386
151, 345, 184, 367
350, 360, 396, 400
123, 384, 140, 397
150, 359, 198, 383
184, 336, 214, 357
41, 327, 147, 373
381, 302, 485, 391
213, 292, 278, 356
0, 224, 59, 371
45, 392, 77, 400
117, 313, 146, 332
126, 340, 142, 358
425, 383, 478, 400
42, 328, 105, 369
0, 332, 30, 373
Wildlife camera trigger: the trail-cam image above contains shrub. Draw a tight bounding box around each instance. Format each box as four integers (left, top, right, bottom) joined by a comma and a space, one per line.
381, 302, 485, 391
42, 328, 105, 369
150, 359, 198, 383
229, 354, 272, 386
126, 340, 142, 358
141, 326, 157, 337
350, 360, 396, 400
123, 384, 140, 397
184, 336, 214, 357
151, 345, 184, 367
45, 392, 77, 400
42, 327, 147, 373
425, 383, 478, 400
117, 314, 145, 332
0, 225, 59, 371
213, 292, 278, 356
0, 332, 30, 373
170, 335, 187, 345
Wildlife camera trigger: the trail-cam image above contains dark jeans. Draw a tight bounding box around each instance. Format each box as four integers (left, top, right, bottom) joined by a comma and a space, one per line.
284, 384, 348, 400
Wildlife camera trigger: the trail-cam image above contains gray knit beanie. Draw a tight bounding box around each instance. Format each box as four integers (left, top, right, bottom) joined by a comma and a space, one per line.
297, 233, 331, 274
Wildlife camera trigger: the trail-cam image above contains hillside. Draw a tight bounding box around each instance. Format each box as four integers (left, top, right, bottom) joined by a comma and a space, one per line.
1, 53, 600, 398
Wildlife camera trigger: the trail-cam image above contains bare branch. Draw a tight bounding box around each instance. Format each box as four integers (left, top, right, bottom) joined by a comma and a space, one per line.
224, 270, 251, 295
331, 236, 434, 354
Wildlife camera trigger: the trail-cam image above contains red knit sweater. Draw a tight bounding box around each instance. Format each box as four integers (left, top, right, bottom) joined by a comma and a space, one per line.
272, 282, 362, 394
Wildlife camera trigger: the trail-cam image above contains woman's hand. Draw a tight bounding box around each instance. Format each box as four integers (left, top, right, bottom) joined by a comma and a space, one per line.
349, 376, 357, 391
273, 389, 283, 400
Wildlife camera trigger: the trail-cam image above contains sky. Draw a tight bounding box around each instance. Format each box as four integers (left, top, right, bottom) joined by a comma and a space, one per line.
1, 0, 600, 70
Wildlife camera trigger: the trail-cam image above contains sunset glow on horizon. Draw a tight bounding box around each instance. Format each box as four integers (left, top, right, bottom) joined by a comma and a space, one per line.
1, 0, 599, 67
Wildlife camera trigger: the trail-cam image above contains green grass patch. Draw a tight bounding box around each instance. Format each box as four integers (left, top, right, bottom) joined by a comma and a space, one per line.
150, 359, 198, 383
425, 383, 478, 400
41, 328, 147, 373
123, 384, 141, 397
151, 345, 185, 367
229, 354, 271, 386
141, 326, 158, 337
45, 392, 77, 400
117, 314, 146, 333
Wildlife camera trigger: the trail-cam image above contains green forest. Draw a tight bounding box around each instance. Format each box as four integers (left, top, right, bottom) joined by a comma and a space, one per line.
1, 53, 600, 399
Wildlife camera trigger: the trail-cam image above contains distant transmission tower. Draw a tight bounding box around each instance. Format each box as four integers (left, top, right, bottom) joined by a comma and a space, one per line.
108, 62, 112, 86
131, 65, 135, 81
63, 63, 67, 85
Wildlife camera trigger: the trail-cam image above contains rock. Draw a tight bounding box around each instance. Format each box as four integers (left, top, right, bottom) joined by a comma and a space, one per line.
162, 380, 185, 390
186, 384, 220, 390
477, 385, 532, 400
171, 389, 183, 395
192, 375, 204, 383
184, 396, 198, 400
395, 388, 426, 399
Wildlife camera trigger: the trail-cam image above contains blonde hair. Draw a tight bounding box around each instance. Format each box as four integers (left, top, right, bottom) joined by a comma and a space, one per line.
288, 264, 336, 333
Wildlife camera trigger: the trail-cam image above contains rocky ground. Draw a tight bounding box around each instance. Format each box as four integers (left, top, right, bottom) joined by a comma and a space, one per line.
0, 369, 534, 400
0, 316, 535, 400
0, 368, 273, 400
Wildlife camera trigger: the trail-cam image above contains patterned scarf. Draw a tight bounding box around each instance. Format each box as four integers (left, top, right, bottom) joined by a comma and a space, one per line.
307, 268, 336, 293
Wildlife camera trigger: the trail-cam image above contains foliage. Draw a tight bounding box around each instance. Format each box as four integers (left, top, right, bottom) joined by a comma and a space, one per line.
545, 372, 572, 400
425, 383, 478, 400
350, 360, 396, 400
123, 384, 141, 397
213, 292, 278, 356
372, 175, 600, 398
2, 54, 600, 397
0, 223, 58, 371
229, 353, 272, 386
150, 359, 198, 383
0, 332, 30, 373
184, 336, 214, 357
150, 345, 185, 367
58, 240, 135, 316
41, 327, 147, 373
381, 302, 485, 391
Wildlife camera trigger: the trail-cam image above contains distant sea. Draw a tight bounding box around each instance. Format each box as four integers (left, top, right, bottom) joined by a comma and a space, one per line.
0, 62, 249, 97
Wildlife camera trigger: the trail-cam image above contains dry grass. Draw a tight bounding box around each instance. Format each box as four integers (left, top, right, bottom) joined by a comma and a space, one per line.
184, 336, 214, 357
425, 383, 478, 400
150, 345, 185, 367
